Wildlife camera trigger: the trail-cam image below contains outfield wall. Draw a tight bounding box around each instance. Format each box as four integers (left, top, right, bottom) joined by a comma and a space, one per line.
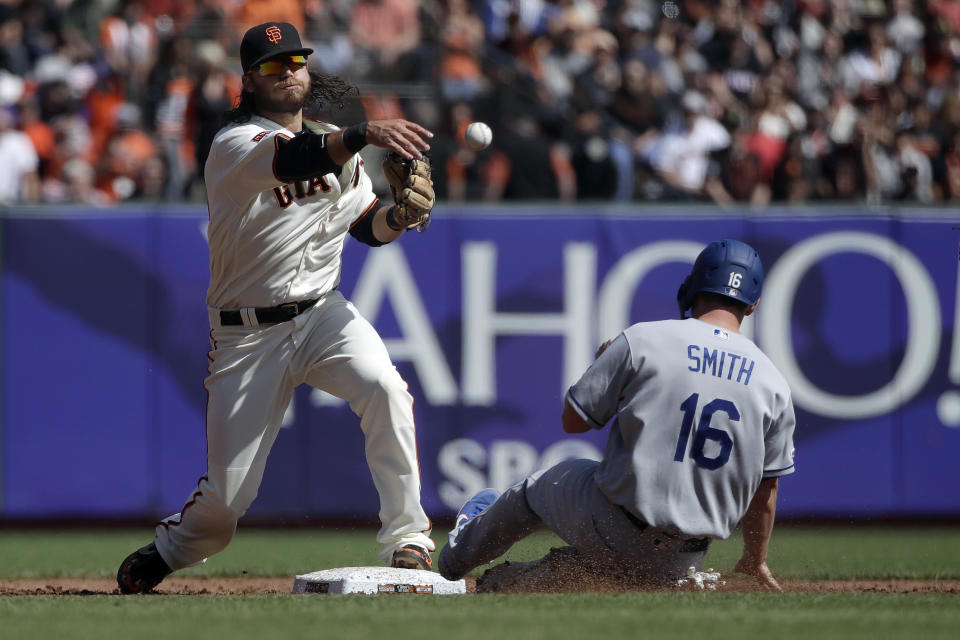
1, 205, 958, 520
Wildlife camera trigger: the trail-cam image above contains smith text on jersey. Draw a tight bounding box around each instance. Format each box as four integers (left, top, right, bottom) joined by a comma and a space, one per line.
686, 345, 755, 386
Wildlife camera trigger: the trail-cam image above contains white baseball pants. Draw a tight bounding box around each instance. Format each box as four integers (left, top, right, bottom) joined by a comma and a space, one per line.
154, 290, 434, 570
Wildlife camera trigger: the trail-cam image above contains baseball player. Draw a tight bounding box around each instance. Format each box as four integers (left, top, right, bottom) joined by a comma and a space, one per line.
439, 239, 796, 591
118, 22, 437, 593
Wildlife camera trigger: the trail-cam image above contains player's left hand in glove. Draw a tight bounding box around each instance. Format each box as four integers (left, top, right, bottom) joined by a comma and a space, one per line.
382, 152, 434, 233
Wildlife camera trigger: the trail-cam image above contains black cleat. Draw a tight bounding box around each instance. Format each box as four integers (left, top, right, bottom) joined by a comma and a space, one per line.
390, 544, 433, 571
117, 542, 172, 594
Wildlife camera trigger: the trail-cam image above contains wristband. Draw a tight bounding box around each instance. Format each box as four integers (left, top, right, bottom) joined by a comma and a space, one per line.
385, 206, 405, 231
342, 122, 368, 154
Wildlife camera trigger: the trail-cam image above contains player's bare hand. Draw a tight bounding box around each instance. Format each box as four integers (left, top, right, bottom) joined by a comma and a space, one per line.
595, 339, 615, 359
365, 119, 433, 160
734, 558, 783, 592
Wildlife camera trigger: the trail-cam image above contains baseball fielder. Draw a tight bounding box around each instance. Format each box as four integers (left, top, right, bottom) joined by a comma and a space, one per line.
439, 239, 796, 591
118, 22, 436, 593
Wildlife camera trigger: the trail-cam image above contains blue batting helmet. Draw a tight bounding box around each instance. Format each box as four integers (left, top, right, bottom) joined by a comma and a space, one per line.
677, 239, 764, 317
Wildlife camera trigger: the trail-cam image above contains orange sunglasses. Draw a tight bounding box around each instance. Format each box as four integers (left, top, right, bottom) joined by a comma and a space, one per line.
255, 55, 308, 76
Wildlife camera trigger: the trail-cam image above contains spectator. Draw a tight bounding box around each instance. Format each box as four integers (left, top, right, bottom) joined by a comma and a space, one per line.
188, 42, 238, 194
772, 133, 818, 204
439, 101, 491, 202
719, 128, 763, 205
484, 115, 576, 201
639, 90, 731, 200
610, 60, 667, 134
438, 0, 486, 103
888, 0, 926, 53
1, 0, 958, 206
847, 22, 902, 95
0, 107, 40, 203
54, 157, 106, 205
570, 108, 619, 200
796, 27, 850, 112
929, 0, 960, 35
0, 7, 31, 77
146, 36, 195, 200
94, 103, 158, 203
185, 0, 239, 53
100, 0, 158, 103
350, 0, 424, 82
235, 0, 305, 34
861, 99, 900, 203
304, 0, 354, 76
572, 29, 623, 110
943, 129, 960, 200
18, 98, 55, 174
895, 129, 934, 202
43, 111, 93, 199
744, 76, 808, 206
85, 73, 128, 162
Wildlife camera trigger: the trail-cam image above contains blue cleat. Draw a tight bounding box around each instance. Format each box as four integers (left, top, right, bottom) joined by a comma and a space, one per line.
454, 488, 500, 533
439, 488, 501, 580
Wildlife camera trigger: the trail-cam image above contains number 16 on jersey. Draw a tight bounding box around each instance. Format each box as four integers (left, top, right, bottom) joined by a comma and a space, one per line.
673, 393, 737, 470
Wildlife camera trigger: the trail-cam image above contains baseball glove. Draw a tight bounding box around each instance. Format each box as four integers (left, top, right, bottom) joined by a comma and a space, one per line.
382, 152, 434, 232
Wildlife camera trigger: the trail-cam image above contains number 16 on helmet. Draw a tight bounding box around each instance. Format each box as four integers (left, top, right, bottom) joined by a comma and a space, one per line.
677, 239, 764, 318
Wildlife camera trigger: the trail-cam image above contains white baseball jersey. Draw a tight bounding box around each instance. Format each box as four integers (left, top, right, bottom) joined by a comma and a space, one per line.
204, 115, 376, 309
567, 318, 796, 539
155, 114, 436, 570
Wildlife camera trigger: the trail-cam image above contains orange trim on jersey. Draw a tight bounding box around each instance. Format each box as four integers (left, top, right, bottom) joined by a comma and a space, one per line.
161, 330, 220, 531
157, 475, 207, 530
410, 395, 434, 541
206, 331, 219, 472
411, 395, 423, 482
272, 132, 292, 183
272, 184, 295, 208
349, 197, 380, 229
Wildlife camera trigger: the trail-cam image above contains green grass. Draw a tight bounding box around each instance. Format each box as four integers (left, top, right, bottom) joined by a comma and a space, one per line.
707, 526, 960, 580
2, 525, 958, 580
1, 593, 958, 640
0, 525, 958, 640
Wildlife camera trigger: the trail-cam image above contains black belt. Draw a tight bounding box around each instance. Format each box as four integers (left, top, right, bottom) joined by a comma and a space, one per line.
619, 506, 710, 553
219, 297, 320, 326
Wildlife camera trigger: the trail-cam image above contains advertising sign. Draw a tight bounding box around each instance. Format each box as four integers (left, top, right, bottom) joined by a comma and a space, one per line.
2, 207, 957, 519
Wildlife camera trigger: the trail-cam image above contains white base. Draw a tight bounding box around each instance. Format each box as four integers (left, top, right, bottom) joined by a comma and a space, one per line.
292, 567, 467, 595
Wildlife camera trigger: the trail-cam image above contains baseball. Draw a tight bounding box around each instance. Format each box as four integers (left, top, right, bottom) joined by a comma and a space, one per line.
464, 121, 493, 151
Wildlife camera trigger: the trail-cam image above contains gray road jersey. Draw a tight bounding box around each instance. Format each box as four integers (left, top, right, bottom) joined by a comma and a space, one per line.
566, 318, 795, 539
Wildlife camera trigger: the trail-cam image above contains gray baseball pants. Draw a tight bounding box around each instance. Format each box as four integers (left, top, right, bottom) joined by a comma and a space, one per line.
439, 459, 709, 583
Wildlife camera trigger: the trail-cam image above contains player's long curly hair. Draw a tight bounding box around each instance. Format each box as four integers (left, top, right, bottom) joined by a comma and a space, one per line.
221, 70, 357, 126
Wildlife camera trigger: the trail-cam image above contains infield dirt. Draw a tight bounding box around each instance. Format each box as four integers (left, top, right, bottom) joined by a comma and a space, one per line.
1, 576, 958, 596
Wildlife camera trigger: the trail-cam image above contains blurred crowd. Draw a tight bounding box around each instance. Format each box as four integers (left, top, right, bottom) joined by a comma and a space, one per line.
1, 0, 960, 207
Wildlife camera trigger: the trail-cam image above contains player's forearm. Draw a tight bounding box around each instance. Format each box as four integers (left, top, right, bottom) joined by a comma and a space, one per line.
561, 398, 591, 433
275, 123, 368, 182
326, 123, 368, 166
371, 205, 405, 244
740, 477, 778, 566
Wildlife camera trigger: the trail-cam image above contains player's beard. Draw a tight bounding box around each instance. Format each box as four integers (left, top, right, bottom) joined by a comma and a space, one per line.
254, 81, 309, 115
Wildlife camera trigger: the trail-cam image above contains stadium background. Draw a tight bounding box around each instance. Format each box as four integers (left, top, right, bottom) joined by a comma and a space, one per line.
0, 0, 958, 525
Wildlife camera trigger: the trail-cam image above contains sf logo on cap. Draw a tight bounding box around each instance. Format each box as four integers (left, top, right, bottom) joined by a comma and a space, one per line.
266, 25, 282, 44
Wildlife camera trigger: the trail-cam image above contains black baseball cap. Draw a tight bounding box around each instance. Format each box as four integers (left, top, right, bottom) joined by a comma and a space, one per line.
240, 22, 314, 72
